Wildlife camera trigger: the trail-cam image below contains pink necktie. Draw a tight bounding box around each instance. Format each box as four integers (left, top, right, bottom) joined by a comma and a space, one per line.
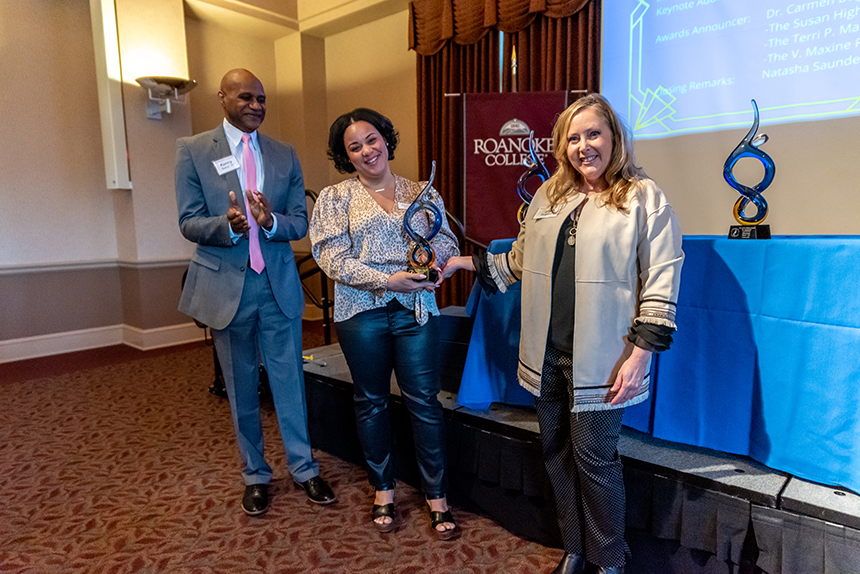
242, 133, 265, 273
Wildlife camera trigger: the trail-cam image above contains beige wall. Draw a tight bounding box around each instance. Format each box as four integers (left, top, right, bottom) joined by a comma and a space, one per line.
0, 0, 200, 360
0, 0, 118, 266
324, 9, 418, 185
274, 32, 330, 193
0, 267, 123, 341
182, 5, 419, 189
185, 11, 283, 139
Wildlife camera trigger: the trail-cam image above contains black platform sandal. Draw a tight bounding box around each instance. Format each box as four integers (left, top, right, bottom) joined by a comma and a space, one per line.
429, 509, 458, 541
371, 503, 397, 533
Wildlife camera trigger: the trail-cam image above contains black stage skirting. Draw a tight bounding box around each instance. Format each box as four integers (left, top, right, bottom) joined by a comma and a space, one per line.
302, 335, 860, 574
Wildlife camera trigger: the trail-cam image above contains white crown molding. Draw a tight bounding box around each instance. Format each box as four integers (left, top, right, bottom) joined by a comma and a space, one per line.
299, 0, 408, 37
185, 0, 299, 41
186, 0, 407, 39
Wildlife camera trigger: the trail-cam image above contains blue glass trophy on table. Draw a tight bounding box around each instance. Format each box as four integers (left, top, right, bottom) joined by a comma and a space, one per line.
516, 131, 551, 223
724, 99, 775, 239
404, 161, 442, 282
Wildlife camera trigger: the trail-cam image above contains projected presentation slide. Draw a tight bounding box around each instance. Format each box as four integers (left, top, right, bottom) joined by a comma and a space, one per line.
602, 0, 860, 139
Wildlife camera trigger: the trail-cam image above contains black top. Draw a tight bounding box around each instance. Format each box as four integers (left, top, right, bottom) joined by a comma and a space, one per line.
472, 212, 675, 355
547, 212, 576, 353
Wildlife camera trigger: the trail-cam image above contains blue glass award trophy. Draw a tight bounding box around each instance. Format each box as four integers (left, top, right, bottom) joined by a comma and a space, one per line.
516, 131, 551, 223
723, 100, 775, 239
404, 161, 443, 282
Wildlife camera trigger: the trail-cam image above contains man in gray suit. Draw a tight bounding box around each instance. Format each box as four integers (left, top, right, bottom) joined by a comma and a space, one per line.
175, 68, 335, 516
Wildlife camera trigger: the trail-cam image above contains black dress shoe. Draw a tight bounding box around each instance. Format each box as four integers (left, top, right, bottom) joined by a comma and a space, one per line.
552, 553, 587, 574
242, 484, 269, 516
295, 476, 336, 505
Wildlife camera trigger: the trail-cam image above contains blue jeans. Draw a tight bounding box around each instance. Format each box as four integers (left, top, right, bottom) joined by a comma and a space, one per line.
335, 299, 448, 498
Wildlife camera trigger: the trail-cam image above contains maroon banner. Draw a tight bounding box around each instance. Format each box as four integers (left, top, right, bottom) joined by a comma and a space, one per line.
463, 91, 569, 246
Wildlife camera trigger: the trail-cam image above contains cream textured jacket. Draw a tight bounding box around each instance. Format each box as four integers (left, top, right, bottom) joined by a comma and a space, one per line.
488, 178, 684, 412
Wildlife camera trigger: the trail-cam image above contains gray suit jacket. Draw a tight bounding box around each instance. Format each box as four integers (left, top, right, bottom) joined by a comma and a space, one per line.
175, 125, 307, 330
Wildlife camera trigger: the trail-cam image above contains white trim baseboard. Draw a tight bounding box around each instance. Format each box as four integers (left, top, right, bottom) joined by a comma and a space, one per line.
122, 323, 205, 351
0, 323, 205, 364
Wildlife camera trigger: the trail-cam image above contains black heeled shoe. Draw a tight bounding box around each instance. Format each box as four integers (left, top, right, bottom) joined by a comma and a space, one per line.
371, 503, 397, 533
429, 509, 459, 540
551, 552, 586, 574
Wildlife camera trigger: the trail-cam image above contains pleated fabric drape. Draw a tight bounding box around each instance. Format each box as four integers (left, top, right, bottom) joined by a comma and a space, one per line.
410, 0, 593, 56
416, 36, 501, 308
502, 5, 600, 92
411, 0, 600, 307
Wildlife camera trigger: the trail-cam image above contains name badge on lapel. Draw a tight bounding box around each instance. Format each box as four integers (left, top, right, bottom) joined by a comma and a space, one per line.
212, 156, 240, 176
533, 206, 560, 220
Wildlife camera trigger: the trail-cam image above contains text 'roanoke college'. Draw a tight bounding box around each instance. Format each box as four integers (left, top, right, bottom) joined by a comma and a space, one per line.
473, 136, 553, 167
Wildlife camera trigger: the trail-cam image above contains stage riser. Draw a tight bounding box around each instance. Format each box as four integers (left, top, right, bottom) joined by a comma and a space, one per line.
305, 371, 762, 572
303, 345, 860, 574
437, 306, 472, 394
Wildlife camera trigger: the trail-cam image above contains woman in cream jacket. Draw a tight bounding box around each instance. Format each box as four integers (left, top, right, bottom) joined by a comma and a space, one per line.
443, 94, 683, 574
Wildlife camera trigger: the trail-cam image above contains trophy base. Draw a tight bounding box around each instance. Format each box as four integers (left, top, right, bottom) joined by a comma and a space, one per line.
728, 224, 771, 240
407, 266, 439, 283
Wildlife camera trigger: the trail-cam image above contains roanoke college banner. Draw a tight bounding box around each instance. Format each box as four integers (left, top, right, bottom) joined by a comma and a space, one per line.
462, 91, 569, 246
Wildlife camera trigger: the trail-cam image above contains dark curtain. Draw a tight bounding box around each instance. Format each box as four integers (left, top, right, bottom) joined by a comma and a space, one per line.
503, 4, 600, 92
411, 0, 600, 307
416, 36, 501, 309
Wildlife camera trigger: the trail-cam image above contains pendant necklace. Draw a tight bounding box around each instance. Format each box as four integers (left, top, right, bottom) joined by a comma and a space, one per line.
362, 182, 386, 193
359, 176, 391, 194
567, 200, 587, 246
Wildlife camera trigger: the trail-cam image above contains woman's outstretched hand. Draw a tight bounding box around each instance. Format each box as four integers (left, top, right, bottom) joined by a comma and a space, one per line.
440, 255, 474, 280
610, 346, 653, 406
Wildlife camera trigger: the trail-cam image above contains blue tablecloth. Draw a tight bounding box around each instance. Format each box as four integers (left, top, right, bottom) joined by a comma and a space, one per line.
457, 236, 860, 493
458, 239, 534, 409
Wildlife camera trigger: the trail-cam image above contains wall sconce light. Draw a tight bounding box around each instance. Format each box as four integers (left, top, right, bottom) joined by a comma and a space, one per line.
135, 76, 197, 120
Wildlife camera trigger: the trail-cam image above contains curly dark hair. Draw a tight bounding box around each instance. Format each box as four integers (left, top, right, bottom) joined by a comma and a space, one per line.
327, 108, 399, 174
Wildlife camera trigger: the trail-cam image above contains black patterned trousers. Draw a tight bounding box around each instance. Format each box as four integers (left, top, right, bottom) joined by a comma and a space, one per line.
534, 347, 629, 568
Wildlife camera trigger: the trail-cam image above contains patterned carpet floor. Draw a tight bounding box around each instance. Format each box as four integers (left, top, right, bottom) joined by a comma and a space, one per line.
0, 324, 562, 573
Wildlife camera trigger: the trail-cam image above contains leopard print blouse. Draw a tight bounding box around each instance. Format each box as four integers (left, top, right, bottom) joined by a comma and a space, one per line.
309, 175, 460, 325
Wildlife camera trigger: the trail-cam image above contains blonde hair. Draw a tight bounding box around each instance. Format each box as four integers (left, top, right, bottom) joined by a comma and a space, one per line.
546, 94, 645, 210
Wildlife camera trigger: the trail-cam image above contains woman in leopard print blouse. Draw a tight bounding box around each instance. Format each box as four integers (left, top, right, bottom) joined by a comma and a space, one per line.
309, 108, 460, 539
